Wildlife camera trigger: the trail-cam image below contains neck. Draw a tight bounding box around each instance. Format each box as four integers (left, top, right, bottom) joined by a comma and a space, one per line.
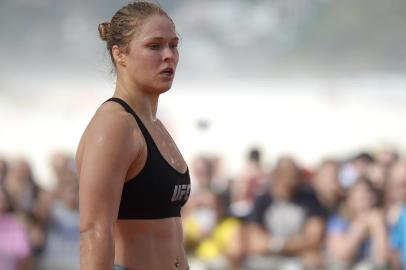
113, 74, 159, 122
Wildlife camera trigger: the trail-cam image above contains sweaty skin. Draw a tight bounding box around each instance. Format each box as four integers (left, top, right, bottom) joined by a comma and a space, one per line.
77, 103, 189, 270
77, 14, 189, 270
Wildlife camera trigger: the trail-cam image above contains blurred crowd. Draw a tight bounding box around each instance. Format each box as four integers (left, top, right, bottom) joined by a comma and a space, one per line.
0, 152, 79, 270
1, 147, 405, 270
183, 148, 406, 270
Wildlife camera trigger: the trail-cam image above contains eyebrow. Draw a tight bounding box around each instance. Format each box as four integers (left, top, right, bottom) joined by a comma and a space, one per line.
143, 36, 179, 42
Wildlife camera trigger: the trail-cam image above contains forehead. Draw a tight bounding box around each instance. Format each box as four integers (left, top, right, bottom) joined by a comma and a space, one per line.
137, 15, 177, 41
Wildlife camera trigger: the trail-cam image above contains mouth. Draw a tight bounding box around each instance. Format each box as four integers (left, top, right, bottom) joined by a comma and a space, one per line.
159, 67, 174, 77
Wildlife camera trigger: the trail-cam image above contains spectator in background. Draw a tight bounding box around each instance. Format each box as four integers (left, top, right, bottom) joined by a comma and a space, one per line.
245, 156, 325, 270
224, 148, 267, 221
0, 185, 31, 270
3, 159, 45, 264
184, 191, 221, 253
339, 152, 374, 189
49, 151, 76, 184
4, 159, 40, 216
184, 151, 263, 270
190, 156, 216, 195
385, 160, 406, 269
376, 148, 399, 170
326, 177, 388, 270
0, 158, 8, 184
312, 160, 344, 219
184, 184, 247, 270
390, 206, 406, 270
226, 177, 256, 220
227, 148, 267, 219
385, 160, 406, 226
367, 162, 388, 191
238, 148, 267, 199
367, 148, 398, 192
35, 153, 79, 270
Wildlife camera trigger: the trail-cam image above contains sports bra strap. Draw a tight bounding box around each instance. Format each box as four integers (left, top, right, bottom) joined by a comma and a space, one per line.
104, 97, 147, 130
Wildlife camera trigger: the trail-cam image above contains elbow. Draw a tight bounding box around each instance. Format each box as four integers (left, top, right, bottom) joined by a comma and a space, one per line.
80, 222, 114, 241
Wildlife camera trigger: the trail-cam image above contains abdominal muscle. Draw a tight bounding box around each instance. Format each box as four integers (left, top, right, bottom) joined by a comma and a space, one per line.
114, 217, 188, 270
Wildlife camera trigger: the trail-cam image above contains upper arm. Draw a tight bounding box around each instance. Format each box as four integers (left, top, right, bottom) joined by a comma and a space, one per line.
77, 109, 140, 232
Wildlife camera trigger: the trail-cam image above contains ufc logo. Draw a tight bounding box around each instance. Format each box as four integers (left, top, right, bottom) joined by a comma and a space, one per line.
171, 184, 191, 202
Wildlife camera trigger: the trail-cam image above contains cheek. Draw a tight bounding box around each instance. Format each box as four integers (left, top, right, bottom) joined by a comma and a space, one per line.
127, 49, 157, 69
174, 51, 180, 65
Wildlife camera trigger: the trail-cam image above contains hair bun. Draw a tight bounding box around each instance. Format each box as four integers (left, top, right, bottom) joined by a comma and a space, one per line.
98, 22, 111, 41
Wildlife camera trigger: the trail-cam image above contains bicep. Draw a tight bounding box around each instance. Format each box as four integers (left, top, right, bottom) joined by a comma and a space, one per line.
78, 117, 137, 231
79, 149, 125, 231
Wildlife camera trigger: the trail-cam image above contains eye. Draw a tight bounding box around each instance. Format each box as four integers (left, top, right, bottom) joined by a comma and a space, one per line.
170, 43, 178, 49
148, 43, 162, 50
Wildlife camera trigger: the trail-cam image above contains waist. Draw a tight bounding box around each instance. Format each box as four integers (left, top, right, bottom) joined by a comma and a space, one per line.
114, 218, 185, 267
114, 243, 187, 270
114, 265, 190, 270
115, 217, 183, 237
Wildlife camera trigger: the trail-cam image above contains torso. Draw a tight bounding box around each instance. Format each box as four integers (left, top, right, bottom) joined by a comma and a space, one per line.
77, 100, 189, 269
115, 111, 189, 270
115, 218, 188, 270
127, 118, 187, 178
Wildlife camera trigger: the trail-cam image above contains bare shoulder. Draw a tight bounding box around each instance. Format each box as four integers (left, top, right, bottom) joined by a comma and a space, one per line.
76, 101, 143, 172
77, 101, 145, 231
88, 101, 137, 140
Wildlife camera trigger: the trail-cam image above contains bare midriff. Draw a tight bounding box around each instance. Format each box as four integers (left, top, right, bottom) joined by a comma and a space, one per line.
114, 217, 188, 270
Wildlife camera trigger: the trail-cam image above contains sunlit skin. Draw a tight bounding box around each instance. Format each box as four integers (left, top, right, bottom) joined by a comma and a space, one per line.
77, 15, 189, 270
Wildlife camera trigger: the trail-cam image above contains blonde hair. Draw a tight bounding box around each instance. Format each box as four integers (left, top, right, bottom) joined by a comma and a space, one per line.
98, 1, 173, 65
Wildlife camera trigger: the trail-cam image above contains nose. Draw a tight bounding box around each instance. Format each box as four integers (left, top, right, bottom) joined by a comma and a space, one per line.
162, 46, 177, 62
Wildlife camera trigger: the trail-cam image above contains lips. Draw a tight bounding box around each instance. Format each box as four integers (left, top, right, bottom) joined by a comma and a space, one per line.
159, 67, 174, 77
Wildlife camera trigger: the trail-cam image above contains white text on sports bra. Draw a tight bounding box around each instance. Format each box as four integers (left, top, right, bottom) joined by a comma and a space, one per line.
171, 184, 191, 202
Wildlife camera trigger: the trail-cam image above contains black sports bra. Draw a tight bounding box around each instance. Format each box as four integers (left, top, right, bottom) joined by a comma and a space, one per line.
105, 98, 191, 219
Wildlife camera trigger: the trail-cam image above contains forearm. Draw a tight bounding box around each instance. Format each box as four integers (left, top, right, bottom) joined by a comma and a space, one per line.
280, 234, 320, 254
280, 218, 324, 255
80, 228, 115, 270
330, 224, 367, 262
369, 214, 389, 265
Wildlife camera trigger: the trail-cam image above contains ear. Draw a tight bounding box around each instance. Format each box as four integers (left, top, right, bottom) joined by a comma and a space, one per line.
112, 45, 126, 67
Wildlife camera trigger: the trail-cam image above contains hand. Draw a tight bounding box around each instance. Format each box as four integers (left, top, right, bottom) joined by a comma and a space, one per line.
349, 214, 369, 240
365, 209, 385, 234
246, 225, 270, 255
268, 237, 286, 254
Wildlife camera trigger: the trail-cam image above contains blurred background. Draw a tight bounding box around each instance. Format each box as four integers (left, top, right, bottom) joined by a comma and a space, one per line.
0, 0, 405, 269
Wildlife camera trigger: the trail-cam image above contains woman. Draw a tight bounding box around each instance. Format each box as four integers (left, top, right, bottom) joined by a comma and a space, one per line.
76, 2, 191, 270
326, 177, 388, 269
0, 186, 31, 270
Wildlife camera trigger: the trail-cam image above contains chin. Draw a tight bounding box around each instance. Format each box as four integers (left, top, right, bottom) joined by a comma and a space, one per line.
153, 82, 173, 94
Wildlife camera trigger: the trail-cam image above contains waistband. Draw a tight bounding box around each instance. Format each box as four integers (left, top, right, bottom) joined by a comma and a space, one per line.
114, 266, 128, 270
114, 264, 189, 269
